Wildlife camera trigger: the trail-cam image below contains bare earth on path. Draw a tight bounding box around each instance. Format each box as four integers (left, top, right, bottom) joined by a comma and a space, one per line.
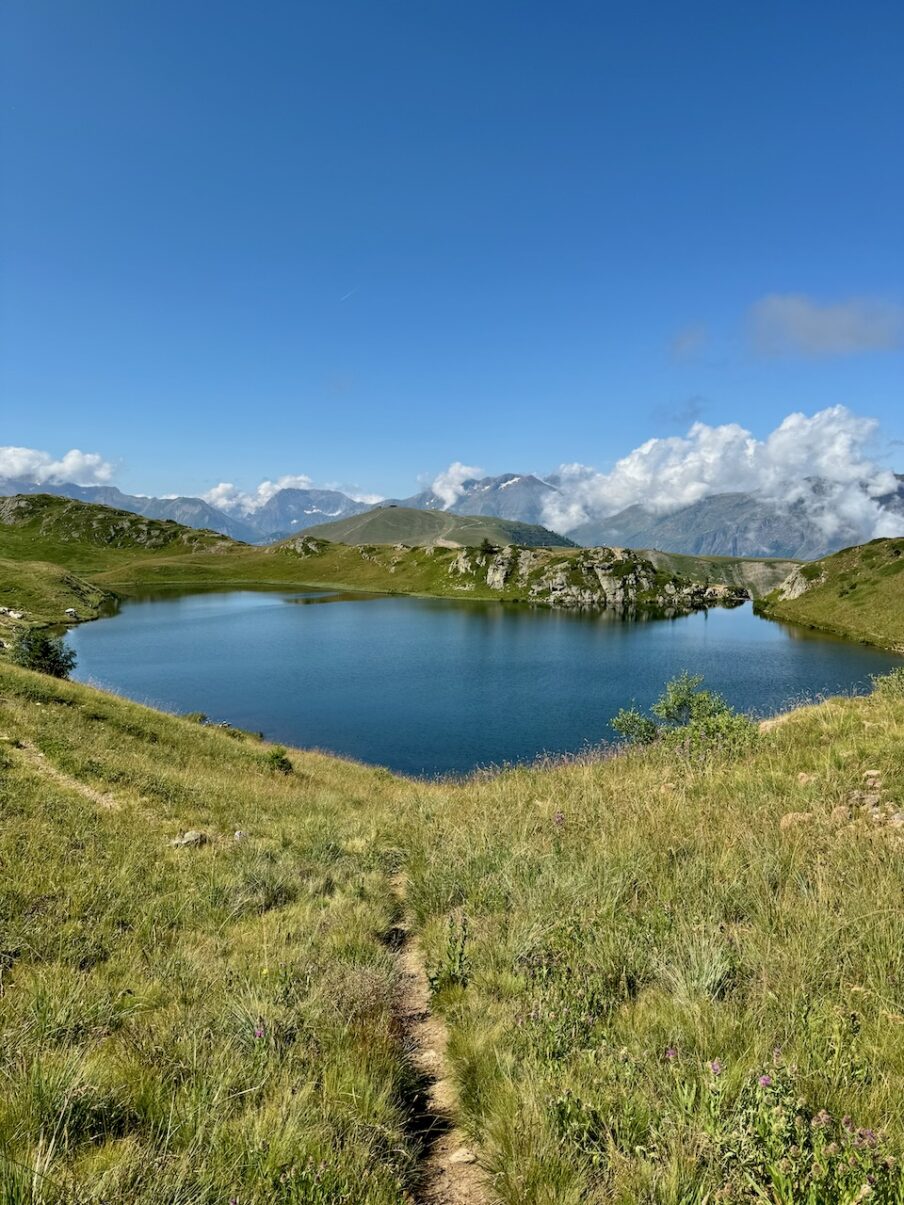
391, 874, 491, 1205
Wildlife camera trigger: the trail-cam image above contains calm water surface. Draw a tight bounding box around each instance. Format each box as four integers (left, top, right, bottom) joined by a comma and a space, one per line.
68, 591, 903, 777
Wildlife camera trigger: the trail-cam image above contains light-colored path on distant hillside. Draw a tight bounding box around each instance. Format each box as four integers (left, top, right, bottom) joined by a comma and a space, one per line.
391, 874, 491, 1205
9, 738, 119, 809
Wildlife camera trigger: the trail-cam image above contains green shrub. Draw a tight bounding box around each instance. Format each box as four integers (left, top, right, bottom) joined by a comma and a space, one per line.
612, 671, 757, 758
264, 746, 293, 774
872, 666, 904, 698
11, 631, 77, 679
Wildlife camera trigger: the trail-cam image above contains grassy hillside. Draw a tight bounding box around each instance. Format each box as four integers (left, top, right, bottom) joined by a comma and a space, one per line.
0, 559, 110, 628
301, 505, 577, 548
644, 549, 799, 597
2, 660, 904, 1200
758, 537, 904, 651
0, 494, 238, 572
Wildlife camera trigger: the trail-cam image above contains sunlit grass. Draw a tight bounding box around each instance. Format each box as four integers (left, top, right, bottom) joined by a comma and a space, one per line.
2, 660, 904, 1201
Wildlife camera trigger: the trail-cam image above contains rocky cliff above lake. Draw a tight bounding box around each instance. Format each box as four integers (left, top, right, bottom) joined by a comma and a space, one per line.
277, 536, 749, 616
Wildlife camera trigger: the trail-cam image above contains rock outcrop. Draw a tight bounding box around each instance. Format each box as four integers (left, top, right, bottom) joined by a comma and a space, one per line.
449, 545, 748, 616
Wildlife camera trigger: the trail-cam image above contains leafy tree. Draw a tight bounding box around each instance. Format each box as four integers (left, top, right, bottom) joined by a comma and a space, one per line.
479, 537, 498, 556
12, 630, 77, 679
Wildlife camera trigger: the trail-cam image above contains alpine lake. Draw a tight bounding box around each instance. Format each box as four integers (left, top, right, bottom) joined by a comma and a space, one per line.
66, 588, 902, 777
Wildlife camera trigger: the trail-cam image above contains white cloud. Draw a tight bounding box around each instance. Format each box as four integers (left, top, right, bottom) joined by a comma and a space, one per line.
0, 445, 115, 485
749, 294, 904, 357
200, 474, 383, 514
541, 406, 903, 543
344, 490, 384, 505
430, 462, 484, 508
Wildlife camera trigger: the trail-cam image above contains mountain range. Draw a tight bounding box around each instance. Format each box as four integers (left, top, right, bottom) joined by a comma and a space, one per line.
0, 479, 369, 544
2, 472, 902, 559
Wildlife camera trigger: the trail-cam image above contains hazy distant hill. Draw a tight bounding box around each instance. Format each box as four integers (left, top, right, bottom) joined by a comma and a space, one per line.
0, 479, 258, 543
300, 505, 576, 548
246, 488, 370, 541
401, 473, 559, 525
0, 479, 369, 544
571, 481, 904, 559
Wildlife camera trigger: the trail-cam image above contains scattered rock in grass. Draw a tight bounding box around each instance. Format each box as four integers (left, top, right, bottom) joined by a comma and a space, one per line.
797, 772, 817, 785
234, 830, 247, 841
170, 830, 207, 847
863, 769, 882, 781
849, 790, 882, 808
831, 805, 851, 824
780, 811, 814, 831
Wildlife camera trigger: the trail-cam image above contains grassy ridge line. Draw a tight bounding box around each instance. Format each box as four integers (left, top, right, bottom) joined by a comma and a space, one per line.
0, 659, 420, 1203
300, 504, 577, 549
757, 537, 904, 651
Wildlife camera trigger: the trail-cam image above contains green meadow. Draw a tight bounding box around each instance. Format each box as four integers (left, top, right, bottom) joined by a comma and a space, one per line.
2, 657, 904, 1202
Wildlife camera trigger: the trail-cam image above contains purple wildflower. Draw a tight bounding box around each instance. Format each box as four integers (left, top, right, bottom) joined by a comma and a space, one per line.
855, 1128, 878, 1148
842, 1115, 854, 1132
812, 1109, 832, 1128
709, 1058, 723, 1076
758, 1074, 773, 1087
254, 1025, 265, 1039
664, 1046, 678, 1062
553, 810, 565, 827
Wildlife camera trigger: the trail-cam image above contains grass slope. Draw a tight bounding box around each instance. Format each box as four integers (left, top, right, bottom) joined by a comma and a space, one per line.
2, 662, 904, 1200
0, 559, 110, 627
644, 549, 799, 598
0, 494, 237, 573
759, 538, 904, 651
0, 661, 418, 1203
301, 505, 576, 548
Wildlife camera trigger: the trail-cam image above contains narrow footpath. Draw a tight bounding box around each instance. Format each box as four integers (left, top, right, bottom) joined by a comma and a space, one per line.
390, 874, 490, 1205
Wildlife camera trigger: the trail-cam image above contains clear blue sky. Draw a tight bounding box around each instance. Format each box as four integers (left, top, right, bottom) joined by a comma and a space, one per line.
2, 1, 902, 498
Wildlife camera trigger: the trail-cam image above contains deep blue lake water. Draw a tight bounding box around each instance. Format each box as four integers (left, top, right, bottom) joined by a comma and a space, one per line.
67, 590, 902, 777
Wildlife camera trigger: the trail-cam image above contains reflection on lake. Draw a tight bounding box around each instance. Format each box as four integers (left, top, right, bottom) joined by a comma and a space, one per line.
68, 590, 903, 777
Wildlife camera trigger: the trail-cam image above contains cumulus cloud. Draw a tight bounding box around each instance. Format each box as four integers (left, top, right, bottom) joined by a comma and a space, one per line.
201, 474, 386, 513
430, 462, 484, 509
0, 445, 115, 485
749, 294, 904, 357
541, 406, 903, 544
202, 475, 315, 514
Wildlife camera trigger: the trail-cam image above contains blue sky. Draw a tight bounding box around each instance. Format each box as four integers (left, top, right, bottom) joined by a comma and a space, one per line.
2, 0, 902, 500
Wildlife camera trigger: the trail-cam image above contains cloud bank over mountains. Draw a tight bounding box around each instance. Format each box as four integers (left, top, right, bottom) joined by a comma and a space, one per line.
0, 445, 115, 486
539, 407, 899, 543
2, 406, 902, 548
202, 476, 383, 515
